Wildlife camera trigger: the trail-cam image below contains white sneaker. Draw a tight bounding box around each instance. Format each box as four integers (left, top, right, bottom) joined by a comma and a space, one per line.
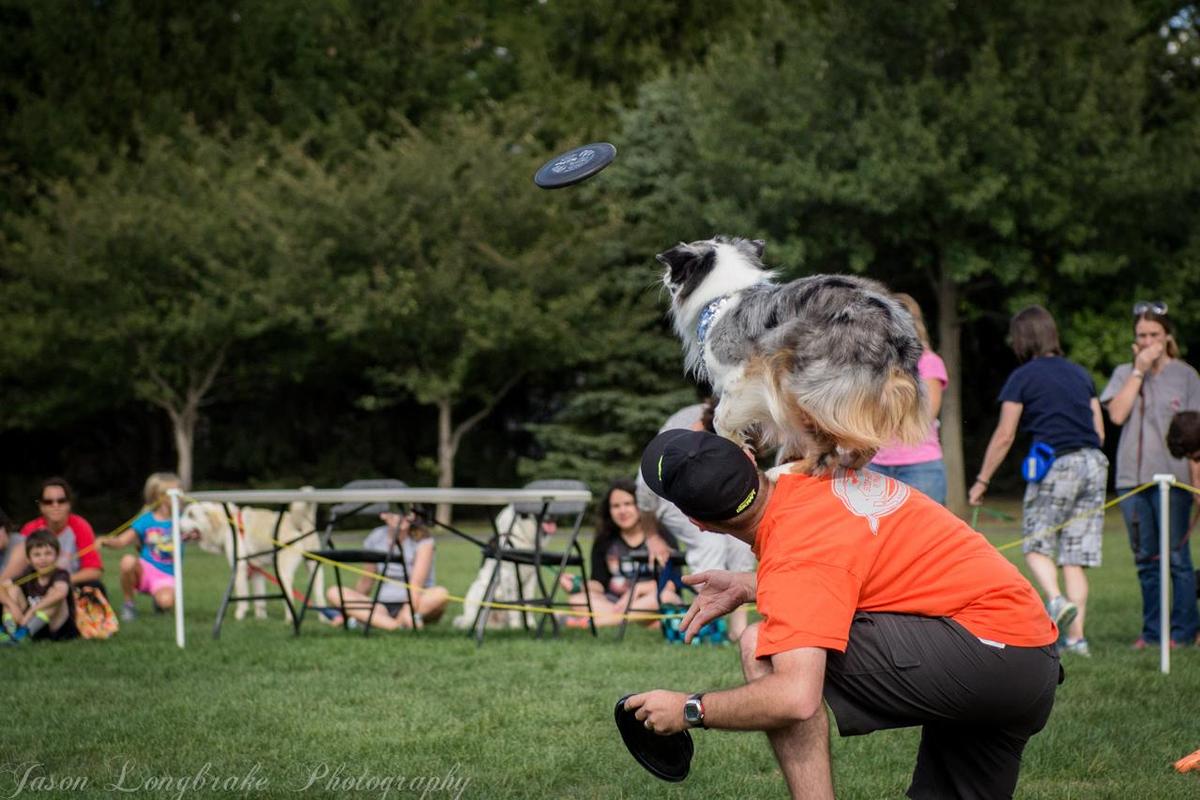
1046, 595, 1077, 629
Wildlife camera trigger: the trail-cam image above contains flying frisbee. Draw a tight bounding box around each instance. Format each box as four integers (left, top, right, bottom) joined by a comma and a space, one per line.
534, 142, 617, 189
614, 694, 694, 782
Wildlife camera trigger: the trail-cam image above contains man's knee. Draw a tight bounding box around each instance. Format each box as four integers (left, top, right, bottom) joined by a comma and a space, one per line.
740, 622, 770, 680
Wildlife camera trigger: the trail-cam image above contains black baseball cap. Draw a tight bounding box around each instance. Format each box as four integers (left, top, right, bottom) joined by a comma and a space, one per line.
640, 429, 760, 522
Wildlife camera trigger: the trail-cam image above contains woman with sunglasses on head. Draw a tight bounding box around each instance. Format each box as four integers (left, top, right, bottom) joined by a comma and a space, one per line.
1100, 301, 1200, 649
0, 478, 105, 594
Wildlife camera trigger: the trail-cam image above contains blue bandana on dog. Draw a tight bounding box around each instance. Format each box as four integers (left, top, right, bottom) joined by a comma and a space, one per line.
697, 295, 731, 345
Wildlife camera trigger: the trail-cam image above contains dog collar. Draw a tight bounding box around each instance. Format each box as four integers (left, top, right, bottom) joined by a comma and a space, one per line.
697, 295, 731, 345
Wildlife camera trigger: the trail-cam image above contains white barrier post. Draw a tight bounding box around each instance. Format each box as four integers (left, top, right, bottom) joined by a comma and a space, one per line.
1153, 474, 1175, 674
169, 488, 185, 649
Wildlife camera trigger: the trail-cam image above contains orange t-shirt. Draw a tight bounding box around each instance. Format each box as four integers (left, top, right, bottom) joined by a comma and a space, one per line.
753, 469, 1057, 659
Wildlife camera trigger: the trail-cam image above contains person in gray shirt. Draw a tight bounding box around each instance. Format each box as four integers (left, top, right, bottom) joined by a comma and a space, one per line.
1100, 303, 1200, 648
326, 511, 449, 630
637, 401, 757, 640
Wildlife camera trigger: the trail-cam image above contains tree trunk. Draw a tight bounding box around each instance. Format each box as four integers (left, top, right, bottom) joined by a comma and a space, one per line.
144, 348, 225, 494
432, 375, 523, 526
436, 398, 456, 525
936, 266, 968, 517
167, 403, 198, 491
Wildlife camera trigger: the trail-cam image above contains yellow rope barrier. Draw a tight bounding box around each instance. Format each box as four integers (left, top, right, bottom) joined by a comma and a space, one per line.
5, 509, 144, 590
291, 541, 674, 623
987, 481, 1157, 552
172, 492, 678, 622
182, 477, 1192, 628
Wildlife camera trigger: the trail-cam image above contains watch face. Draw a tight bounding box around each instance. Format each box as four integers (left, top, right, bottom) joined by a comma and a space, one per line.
684, 700, 702, 724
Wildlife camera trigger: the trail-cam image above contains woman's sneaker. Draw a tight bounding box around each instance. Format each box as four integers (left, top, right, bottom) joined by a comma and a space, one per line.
1046, 595, 1078, 629
1060, 637, 1090, 657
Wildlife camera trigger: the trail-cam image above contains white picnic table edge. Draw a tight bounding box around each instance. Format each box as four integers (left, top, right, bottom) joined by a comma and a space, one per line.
170, 487, 592, 506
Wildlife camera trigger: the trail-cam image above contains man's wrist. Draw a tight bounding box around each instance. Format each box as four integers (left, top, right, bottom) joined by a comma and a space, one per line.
683, 693, 706, 729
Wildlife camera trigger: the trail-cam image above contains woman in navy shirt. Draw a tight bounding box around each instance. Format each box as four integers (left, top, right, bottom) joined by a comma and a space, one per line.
970, 306, 1107, 656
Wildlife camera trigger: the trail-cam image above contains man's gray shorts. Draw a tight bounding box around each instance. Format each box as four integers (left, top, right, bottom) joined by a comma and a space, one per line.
823, 612, 1061, 800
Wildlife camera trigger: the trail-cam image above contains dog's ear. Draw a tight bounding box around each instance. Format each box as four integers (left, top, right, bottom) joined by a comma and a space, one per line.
656, 245, 714, 285
751, 240, 766, 259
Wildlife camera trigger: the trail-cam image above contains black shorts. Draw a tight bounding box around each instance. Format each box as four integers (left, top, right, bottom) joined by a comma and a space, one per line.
381, 602, 408, 618
33, 617, 79, 642
822, 612, 1061, 800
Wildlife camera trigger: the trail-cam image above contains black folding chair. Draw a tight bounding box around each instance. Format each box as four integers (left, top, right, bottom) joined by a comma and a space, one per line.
616, 550, 687, 641
472, 479, 595, 644
296, 479, 413, 637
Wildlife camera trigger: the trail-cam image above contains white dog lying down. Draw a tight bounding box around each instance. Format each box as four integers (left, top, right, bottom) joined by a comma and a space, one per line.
181, 497, 323, 622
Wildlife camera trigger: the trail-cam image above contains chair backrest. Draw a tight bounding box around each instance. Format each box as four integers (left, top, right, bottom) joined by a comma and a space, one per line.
327, 479, 409, 526
512, 479, 590, 518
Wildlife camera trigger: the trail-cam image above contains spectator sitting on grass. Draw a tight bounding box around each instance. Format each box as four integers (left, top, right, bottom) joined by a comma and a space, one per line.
327, 510, 449, 630
560, 478, 682, 628
0, 477, 105, 595
0, 528, 79, 644
100, 472, 193, 621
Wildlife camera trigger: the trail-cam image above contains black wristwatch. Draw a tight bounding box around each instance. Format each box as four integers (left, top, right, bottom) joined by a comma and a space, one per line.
683, 693, 706, 729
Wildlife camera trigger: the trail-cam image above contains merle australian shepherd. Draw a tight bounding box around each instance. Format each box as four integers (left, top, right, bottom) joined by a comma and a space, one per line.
657, 236, 928, 474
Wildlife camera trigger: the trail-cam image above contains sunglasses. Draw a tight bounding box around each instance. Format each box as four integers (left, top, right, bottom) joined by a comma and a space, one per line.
1133, 300, 1168, 316
39, 497, 69, 506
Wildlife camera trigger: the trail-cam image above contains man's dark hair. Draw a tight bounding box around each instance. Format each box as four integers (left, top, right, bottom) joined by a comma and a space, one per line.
25, 528, 60, 557
39, 477, 73, 503
1167, 411, 1200, 459
1009, 306, 1063, 364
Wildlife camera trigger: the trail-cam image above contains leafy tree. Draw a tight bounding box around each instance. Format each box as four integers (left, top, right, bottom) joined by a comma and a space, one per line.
618, 0, 1200, 513
0, 123, 318, 488
306, 109, 632, 519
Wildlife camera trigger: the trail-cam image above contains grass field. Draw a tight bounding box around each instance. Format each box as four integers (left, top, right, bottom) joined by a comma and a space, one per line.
3, 499, 1200, 799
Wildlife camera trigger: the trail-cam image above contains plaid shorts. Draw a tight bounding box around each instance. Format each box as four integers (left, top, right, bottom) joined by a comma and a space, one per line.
1022, 448, 1108, 566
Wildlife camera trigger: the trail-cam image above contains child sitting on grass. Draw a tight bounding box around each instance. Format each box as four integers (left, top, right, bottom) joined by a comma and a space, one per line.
1, 528, 79, 643
101, 472, 193, 621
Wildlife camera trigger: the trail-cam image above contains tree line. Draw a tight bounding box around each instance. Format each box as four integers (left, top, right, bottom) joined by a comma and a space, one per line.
2, 0, 1198, 524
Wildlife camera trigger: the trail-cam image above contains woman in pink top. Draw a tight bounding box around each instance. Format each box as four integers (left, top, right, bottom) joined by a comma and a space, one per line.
869, 294, 948, 504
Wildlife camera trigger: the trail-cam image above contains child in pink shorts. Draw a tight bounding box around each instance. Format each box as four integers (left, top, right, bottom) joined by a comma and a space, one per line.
102, 472, 193, 621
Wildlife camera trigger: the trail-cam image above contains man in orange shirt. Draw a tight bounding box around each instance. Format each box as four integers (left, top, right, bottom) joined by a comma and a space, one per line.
626, 430, 1061, 800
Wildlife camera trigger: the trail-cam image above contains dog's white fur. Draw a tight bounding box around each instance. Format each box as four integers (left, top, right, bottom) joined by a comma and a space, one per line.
180, 497, 323, 622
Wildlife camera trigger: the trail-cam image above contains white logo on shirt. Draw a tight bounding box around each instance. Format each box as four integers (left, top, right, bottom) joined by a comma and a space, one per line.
831, 469, 910, 534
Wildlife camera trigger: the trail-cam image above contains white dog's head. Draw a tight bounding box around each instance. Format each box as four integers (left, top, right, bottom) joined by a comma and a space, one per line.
179, 502, 233, 555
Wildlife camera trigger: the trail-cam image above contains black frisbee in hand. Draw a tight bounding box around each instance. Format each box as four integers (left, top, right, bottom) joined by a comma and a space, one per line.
534, 142, 617, 189
614, 694, 694, 782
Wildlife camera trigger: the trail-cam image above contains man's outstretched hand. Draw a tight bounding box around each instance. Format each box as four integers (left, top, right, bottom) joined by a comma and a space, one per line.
679, 570, 755, 643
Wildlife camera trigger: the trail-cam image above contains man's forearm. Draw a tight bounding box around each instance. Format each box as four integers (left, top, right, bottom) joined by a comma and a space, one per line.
704, 669, 823, 731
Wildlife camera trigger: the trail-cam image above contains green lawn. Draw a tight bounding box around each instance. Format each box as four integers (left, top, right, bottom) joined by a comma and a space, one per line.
3, 500, 1200, 799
